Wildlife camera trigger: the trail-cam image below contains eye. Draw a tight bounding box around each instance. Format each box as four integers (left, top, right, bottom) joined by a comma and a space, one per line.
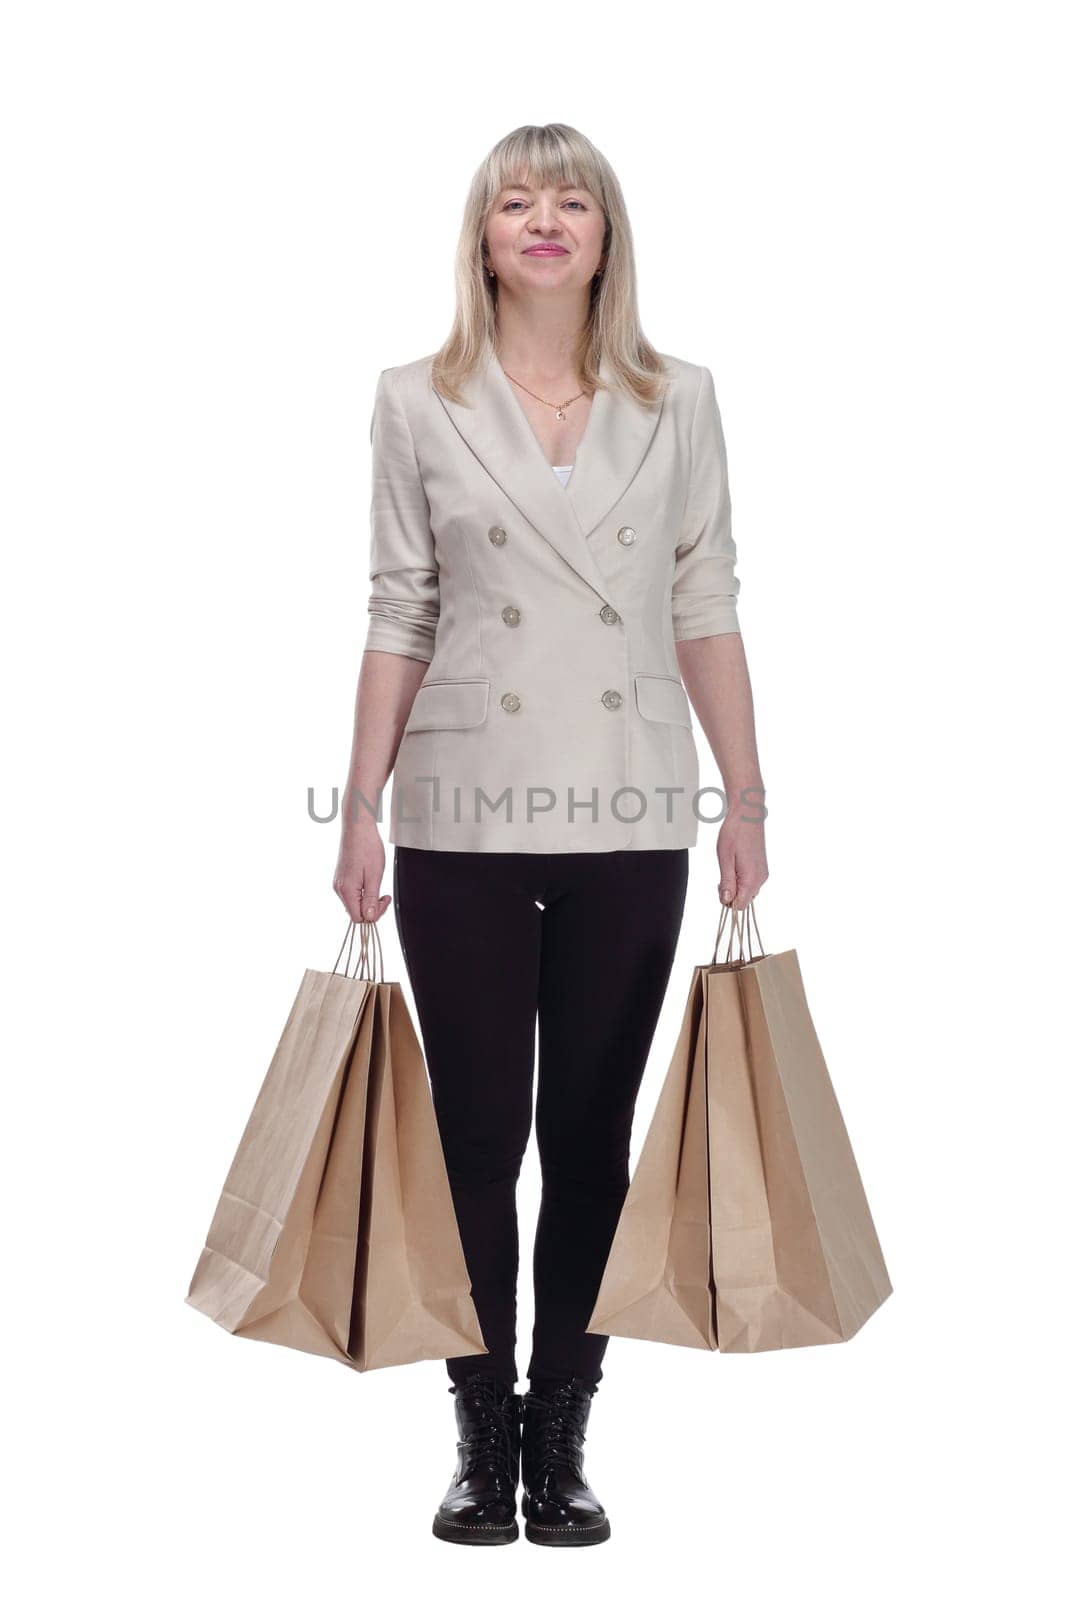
562, 199, 587, 210
502, 199, 526, 211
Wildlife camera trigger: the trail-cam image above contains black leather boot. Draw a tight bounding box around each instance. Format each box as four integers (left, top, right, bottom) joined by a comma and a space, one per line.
431, 1373, 523, 1545
520, 1376, 611, 1545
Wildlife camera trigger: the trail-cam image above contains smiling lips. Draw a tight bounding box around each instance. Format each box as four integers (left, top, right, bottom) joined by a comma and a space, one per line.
524, 245, 569, 256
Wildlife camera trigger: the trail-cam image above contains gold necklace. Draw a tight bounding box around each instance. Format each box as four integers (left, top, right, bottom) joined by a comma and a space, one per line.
501, 368, 589, 421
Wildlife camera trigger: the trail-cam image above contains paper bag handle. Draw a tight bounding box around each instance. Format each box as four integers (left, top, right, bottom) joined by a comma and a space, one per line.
712, 900, 765, 965
332, 916, 386, 982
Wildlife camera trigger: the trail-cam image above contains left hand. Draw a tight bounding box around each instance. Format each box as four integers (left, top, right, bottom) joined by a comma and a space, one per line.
717, 808, 768, 909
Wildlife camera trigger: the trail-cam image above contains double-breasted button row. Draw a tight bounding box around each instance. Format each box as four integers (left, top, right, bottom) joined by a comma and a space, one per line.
499, 688, 623, 713
489, 524, 627, 643
493, 522, 636, 547
492, 521, 635, 550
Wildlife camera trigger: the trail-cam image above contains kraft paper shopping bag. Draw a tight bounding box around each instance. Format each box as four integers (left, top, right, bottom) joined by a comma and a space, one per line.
587, 904, 892, 1352
185, 919, 487, 1370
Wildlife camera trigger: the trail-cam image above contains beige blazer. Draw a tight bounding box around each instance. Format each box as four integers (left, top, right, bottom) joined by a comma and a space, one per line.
363, 349, 741, 853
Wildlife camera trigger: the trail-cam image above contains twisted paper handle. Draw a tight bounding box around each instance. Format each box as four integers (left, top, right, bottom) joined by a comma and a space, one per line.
712, 899, 766, 965
332, 916, 386, 982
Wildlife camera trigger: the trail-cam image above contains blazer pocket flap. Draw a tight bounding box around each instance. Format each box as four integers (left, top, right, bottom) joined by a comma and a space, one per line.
404, 677, 490, 732
634, 673, 692, 728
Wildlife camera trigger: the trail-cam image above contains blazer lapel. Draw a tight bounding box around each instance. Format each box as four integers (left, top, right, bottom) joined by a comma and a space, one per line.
434, 350, 664, 609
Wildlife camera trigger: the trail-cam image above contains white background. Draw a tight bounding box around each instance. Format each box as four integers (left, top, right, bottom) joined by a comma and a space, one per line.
3, 1, 1063, 1592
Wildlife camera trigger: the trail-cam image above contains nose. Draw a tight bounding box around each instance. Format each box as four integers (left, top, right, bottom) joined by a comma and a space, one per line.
528, 201, 562, 235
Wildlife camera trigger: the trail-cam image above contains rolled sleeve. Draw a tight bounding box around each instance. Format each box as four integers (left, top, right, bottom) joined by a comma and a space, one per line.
364, 367, 440, 663
671, 364, 741, 641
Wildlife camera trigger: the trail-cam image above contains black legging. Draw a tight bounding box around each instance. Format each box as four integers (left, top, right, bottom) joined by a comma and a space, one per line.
391, 845, 689, 1390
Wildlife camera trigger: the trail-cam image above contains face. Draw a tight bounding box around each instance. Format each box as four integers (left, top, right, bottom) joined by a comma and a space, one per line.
483, 177, 606, 295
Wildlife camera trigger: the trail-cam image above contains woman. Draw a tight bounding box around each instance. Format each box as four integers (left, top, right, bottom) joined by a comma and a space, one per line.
334, 123, 768, 1548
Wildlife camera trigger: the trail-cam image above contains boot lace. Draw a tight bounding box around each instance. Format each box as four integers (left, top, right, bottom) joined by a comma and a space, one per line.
450, 1376, 519, 1479
522, 1386, 588, 1477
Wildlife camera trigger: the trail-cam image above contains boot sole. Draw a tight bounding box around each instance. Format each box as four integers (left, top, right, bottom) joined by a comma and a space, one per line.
432, 1512, 519, 1545
521, 1494, 611, 1545
523, 1517, 611, 1546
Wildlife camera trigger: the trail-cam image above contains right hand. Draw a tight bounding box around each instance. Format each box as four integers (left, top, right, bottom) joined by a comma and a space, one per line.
333, 824, 391, 923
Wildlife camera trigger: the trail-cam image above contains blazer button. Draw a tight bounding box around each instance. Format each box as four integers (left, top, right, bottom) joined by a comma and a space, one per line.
501, 691, 522, 712
617, 526, 637, 545
501, 605, 521, 626
601, 689, 623, 710
599, 604, 620, 625
488, 525, 508, 546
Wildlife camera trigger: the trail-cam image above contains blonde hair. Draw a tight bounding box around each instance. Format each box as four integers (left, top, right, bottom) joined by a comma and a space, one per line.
432, 123, 671, 407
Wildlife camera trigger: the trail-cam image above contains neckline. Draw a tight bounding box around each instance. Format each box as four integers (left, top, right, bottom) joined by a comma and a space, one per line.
490, 349, 605, 498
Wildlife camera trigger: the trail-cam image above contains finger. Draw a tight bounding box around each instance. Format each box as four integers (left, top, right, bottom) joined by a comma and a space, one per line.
343, 881, 369, 923
737, 874, 766, 907
737, 875, 768, 909
363, 893, 390, 922
360, 875, 384, 920
718, 874, 736, 906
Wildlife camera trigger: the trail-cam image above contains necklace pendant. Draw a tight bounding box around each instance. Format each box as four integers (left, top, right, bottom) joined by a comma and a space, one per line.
555, 407, 566, 420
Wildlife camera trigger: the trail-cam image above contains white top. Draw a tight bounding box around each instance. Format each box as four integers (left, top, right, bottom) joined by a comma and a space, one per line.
552, 463, 574, 486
